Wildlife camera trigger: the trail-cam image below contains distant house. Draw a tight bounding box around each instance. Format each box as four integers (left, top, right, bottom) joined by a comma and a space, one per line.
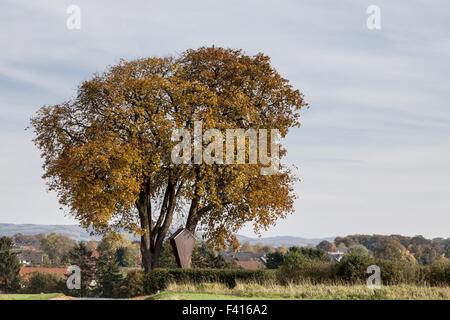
222, 251, 266, 269
327, 248, 348, 262
14, 249, 44, 265
235, 261, 261, 270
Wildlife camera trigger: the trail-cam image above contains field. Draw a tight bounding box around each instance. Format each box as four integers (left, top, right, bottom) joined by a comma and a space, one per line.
0, 293, 64, 300
142, 282, 450, 300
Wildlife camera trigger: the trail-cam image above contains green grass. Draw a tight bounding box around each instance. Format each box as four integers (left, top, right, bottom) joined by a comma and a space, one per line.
142, 282, 450, 300
0, 293, 64, 300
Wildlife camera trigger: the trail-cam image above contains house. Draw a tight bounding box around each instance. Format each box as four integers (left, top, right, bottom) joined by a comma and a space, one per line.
15, 249, 44, 265
235, 261, 261, 270
327, 248, 348, 262
221, 251, 266, 269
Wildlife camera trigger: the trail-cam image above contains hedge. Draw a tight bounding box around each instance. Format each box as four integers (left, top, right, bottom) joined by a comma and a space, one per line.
144, 268, 276, 294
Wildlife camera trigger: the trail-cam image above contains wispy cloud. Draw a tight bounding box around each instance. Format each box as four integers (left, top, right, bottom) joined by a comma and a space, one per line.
0, 0, 449, 238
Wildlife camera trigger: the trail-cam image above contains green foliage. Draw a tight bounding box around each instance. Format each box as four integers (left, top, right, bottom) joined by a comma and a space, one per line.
417, 247, 439, 265
114, 270, 145, 298
144, 269, 276, 294
157, 242, 178, 268
317, 240, 334, 252
373, 240, 404, 261
192, 243, 237, 269
115, 246, 138, 267
40, 233, 76, 265
96, 247, 123, 297
349, 245, 370, 257
375, 259, 417, 285
277, 251, 336, 285
0, 236, 22, 293
65, 242, 96, 297
265, 251, 285, 269
22, 272, 66, 294
426, 260, 450, 286
288, 246, 330, 261
337, 251, 374, 282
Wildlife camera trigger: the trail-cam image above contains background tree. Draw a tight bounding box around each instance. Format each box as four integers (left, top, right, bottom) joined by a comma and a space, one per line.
116, 246, 138, 267
0, 237, 21, 292
417, 246, 439, 265
65, 242, 96, 297
40, 233, 76, 265
317, 240, 335, 252
191, 242, 236, 269
373, 240, 405, 261
337, 249, 373, 282
30, 46, 306, 272
97, 234, 132, 254
23, 272, 65, 294
348, 244, 370, 257
96, 244, 123, 297
240, 242, 256, 253
262, 245, 276, 254
279, 246, 289, 254
265, 251, 285, 269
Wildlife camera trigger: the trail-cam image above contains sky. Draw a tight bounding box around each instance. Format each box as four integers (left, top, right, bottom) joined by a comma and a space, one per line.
0, 0, 449, 239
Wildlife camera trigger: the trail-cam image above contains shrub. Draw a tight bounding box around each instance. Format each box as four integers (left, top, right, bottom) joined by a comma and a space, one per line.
277, 251, 336, 284
143, 269, 276, 294
337, 251, 373, 282
375, 259, 417, 285
114, 270, 145, 298
265, 251, 285, 269
23, 272, 66, 294
426, 260, 450, 286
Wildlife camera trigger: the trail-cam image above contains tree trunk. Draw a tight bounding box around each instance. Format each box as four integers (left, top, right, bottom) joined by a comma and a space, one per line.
136, 179, 179, 273
185, 197, 199, 233
136, 181, 153, 274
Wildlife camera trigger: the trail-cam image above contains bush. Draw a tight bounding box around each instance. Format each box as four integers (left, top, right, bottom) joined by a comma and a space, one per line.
22, 272, 66, 294
114, 270, 145, 298
265, 251, 285, 269
337, 252, 373, 282
375, 259, 417, 285
426, 260, 450, 286
277, 251, 336, 284
144, 269, 276, 294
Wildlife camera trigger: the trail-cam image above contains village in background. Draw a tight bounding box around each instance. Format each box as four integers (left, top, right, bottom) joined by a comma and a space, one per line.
3, 223, 447, 277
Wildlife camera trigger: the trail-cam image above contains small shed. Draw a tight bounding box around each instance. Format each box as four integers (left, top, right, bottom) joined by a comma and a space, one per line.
169, 228, 196, 268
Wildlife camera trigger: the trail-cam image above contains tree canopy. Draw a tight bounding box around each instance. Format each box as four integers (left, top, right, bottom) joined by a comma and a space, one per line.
31, 46, 307, 272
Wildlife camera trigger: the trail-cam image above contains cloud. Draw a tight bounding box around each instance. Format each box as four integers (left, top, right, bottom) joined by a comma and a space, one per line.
0, 0, 449, 238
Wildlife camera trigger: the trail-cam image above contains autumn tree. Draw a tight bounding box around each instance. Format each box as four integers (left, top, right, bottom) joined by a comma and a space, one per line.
40, 233, 76, 265
97, 234, 132, 254
241, 242, 255, 253
30, 46, 307, 273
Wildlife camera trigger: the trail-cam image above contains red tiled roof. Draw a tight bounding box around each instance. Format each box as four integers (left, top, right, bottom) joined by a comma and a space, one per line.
19, 267, 67, 278
236, 261, 261, 270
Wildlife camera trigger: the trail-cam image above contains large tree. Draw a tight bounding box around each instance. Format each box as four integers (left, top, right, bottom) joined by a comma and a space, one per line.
31, 46, 307, 273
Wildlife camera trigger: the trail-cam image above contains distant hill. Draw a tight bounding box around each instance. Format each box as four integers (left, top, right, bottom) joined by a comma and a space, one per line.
0, 223, 334, 247
234, 234, 335, 247
0, 223, 100, 242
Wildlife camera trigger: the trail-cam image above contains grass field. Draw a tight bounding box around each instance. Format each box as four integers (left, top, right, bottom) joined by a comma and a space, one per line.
0, 293, 64, 300
142, 282, 450, 300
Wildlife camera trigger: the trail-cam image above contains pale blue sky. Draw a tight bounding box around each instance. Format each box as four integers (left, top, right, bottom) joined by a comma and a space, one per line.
0, 0, 449, 238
